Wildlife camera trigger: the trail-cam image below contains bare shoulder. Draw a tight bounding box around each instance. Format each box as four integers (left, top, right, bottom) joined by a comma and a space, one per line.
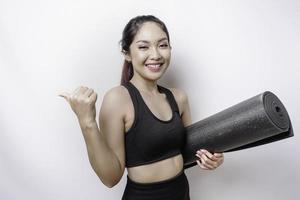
167, 87, 192, 126
103, 85, 129, 101
168, 87, 189, 104
100, 85, 130, 117
167, 87, 189, 116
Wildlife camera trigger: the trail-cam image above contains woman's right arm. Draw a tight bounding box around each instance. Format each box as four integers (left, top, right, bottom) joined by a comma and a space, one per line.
59, 86, 126, 188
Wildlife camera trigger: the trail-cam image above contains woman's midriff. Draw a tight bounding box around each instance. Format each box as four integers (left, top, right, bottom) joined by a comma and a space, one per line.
126, 154, 184, 184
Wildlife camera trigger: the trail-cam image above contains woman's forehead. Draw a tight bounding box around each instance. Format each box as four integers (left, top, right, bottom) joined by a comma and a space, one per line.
133, 22, 168, 43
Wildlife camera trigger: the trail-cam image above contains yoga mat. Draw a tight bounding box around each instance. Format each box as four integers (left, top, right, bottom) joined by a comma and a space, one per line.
183, 91, 294, 169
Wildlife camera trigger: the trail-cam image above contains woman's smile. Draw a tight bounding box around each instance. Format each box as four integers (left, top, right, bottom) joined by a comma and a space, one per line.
145, 62, 163, 72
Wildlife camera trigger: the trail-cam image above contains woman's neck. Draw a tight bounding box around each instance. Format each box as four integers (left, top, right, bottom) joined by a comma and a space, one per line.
130, 76, 159, 94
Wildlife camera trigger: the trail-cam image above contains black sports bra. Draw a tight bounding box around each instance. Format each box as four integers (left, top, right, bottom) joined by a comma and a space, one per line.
122, 81, 187, 168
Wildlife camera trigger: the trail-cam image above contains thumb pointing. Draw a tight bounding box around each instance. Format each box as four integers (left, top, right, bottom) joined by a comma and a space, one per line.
58, 91, 70, 103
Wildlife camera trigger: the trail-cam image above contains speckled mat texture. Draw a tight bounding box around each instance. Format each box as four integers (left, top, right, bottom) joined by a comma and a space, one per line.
183, 91, 294, 169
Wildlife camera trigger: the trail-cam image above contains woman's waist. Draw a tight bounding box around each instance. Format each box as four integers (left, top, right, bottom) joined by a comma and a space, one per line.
126, 154, 183, 184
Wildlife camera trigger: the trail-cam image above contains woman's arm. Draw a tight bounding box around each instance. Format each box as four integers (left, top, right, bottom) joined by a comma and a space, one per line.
96, 87, 127, 187
79, 119, 123, 188
59, 86, 126, 188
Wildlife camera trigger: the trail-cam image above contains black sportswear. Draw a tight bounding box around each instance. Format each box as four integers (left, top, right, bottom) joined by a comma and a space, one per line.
122, 81, 186, 168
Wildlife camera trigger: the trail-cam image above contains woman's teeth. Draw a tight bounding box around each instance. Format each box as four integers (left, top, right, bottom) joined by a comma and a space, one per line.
145, 64, 162, 72
146, 64, 161, 69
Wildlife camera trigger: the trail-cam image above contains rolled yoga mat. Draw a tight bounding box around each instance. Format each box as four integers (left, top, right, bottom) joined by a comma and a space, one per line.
183, 91, 294, 169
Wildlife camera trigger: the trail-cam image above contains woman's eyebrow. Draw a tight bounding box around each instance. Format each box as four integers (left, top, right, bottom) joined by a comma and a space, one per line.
136, 37, 168, 43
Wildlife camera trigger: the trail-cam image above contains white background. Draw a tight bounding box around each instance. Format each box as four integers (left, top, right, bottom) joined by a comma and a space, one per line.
1, 0, 299, 199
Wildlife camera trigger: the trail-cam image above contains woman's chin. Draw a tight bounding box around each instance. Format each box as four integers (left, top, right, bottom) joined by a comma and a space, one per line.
145, 67, 167, 80
144, 73, 164, 82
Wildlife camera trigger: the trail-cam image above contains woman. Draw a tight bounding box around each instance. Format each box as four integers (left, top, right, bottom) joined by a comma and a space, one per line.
59, 15, 224, 200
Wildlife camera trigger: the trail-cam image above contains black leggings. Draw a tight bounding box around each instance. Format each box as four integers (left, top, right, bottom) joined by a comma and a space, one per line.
122, 169, 190, 200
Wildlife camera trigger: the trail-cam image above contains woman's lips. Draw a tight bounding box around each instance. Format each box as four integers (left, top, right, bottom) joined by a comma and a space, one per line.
145, 63, 163, 72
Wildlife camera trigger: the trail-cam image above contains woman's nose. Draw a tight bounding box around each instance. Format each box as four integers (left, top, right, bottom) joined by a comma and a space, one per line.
149, 47, 161, 60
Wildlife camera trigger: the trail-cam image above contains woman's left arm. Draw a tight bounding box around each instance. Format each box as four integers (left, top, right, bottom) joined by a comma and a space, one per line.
171, 88, 224, 170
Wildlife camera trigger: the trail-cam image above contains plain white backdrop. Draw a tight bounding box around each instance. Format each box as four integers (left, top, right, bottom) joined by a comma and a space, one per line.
1, 0, 299, 199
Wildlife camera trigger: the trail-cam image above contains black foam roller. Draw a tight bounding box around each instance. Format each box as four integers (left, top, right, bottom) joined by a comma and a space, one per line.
183, 91, 294, 169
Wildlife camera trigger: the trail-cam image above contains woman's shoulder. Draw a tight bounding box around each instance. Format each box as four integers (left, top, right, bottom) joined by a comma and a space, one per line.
166, 86, 192, 124
164, 86, 189, 116
165, 86, 189, 104
105, 85, 128, 96
103, 85, 130, 103
101, 85, 131, 113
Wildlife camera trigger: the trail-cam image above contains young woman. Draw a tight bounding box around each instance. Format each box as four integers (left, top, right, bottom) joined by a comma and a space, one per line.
59, 15, 224, 200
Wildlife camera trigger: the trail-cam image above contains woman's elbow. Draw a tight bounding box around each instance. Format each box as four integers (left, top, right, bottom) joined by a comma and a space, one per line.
97, 169, 123, 188
104, 182, 115, 188
103, 177, 122, 188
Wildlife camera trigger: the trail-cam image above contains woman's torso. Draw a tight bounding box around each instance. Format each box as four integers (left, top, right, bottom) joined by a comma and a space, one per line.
121, 82, 185, 183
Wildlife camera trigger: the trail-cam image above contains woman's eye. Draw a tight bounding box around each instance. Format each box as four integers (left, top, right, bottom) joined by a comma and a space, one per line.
160, 44, 169, 48
138, 46, 148, 50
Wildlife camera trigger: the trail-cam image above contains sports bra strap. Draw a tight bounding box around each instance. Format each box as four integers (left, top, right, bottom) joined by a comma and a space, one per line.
122, 82, 140, 120
157, 85, 180, 115
123, 81, 180, 115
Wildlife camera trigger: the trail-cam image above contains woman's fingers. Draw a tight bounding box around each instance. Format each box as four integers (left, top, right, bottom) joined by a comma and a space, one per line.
196, 160, 209, 170
58, 91, 71, 103
214, 153, 224, 165
59, 86, 97, 105
70, 86, 81, 98
214, 153, 224, 158
58, 86, 97, 121
89, 92, 97, 102
74, 86, 88, 99
58, 86, 97, 103
83, 88, 94, 98
195, 152, 216, 170
61, 86, 89, 99
200, 154, 216, 169
195, 149, 224, 170
200, 149, 219, 161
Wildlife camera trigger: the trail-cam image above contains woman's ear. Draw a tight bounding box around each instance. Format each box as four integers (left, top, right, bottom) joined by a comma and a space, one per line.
122, 50, 132, 62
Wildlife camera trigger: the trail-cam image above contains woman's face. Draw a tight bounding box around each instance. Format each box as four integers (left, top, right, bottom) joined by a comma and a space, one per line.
125, 22, 171, 82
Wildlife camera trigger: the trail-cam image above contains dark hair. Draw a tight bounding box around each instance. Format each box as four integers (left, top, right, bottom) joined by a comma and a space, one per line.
119, 15, 170, 85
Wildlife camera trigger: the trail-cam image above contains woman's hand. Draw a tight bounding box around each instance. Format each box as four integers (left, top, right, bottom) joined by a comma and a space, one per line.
58, 86, 98, 125
195, 149, 224, 170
